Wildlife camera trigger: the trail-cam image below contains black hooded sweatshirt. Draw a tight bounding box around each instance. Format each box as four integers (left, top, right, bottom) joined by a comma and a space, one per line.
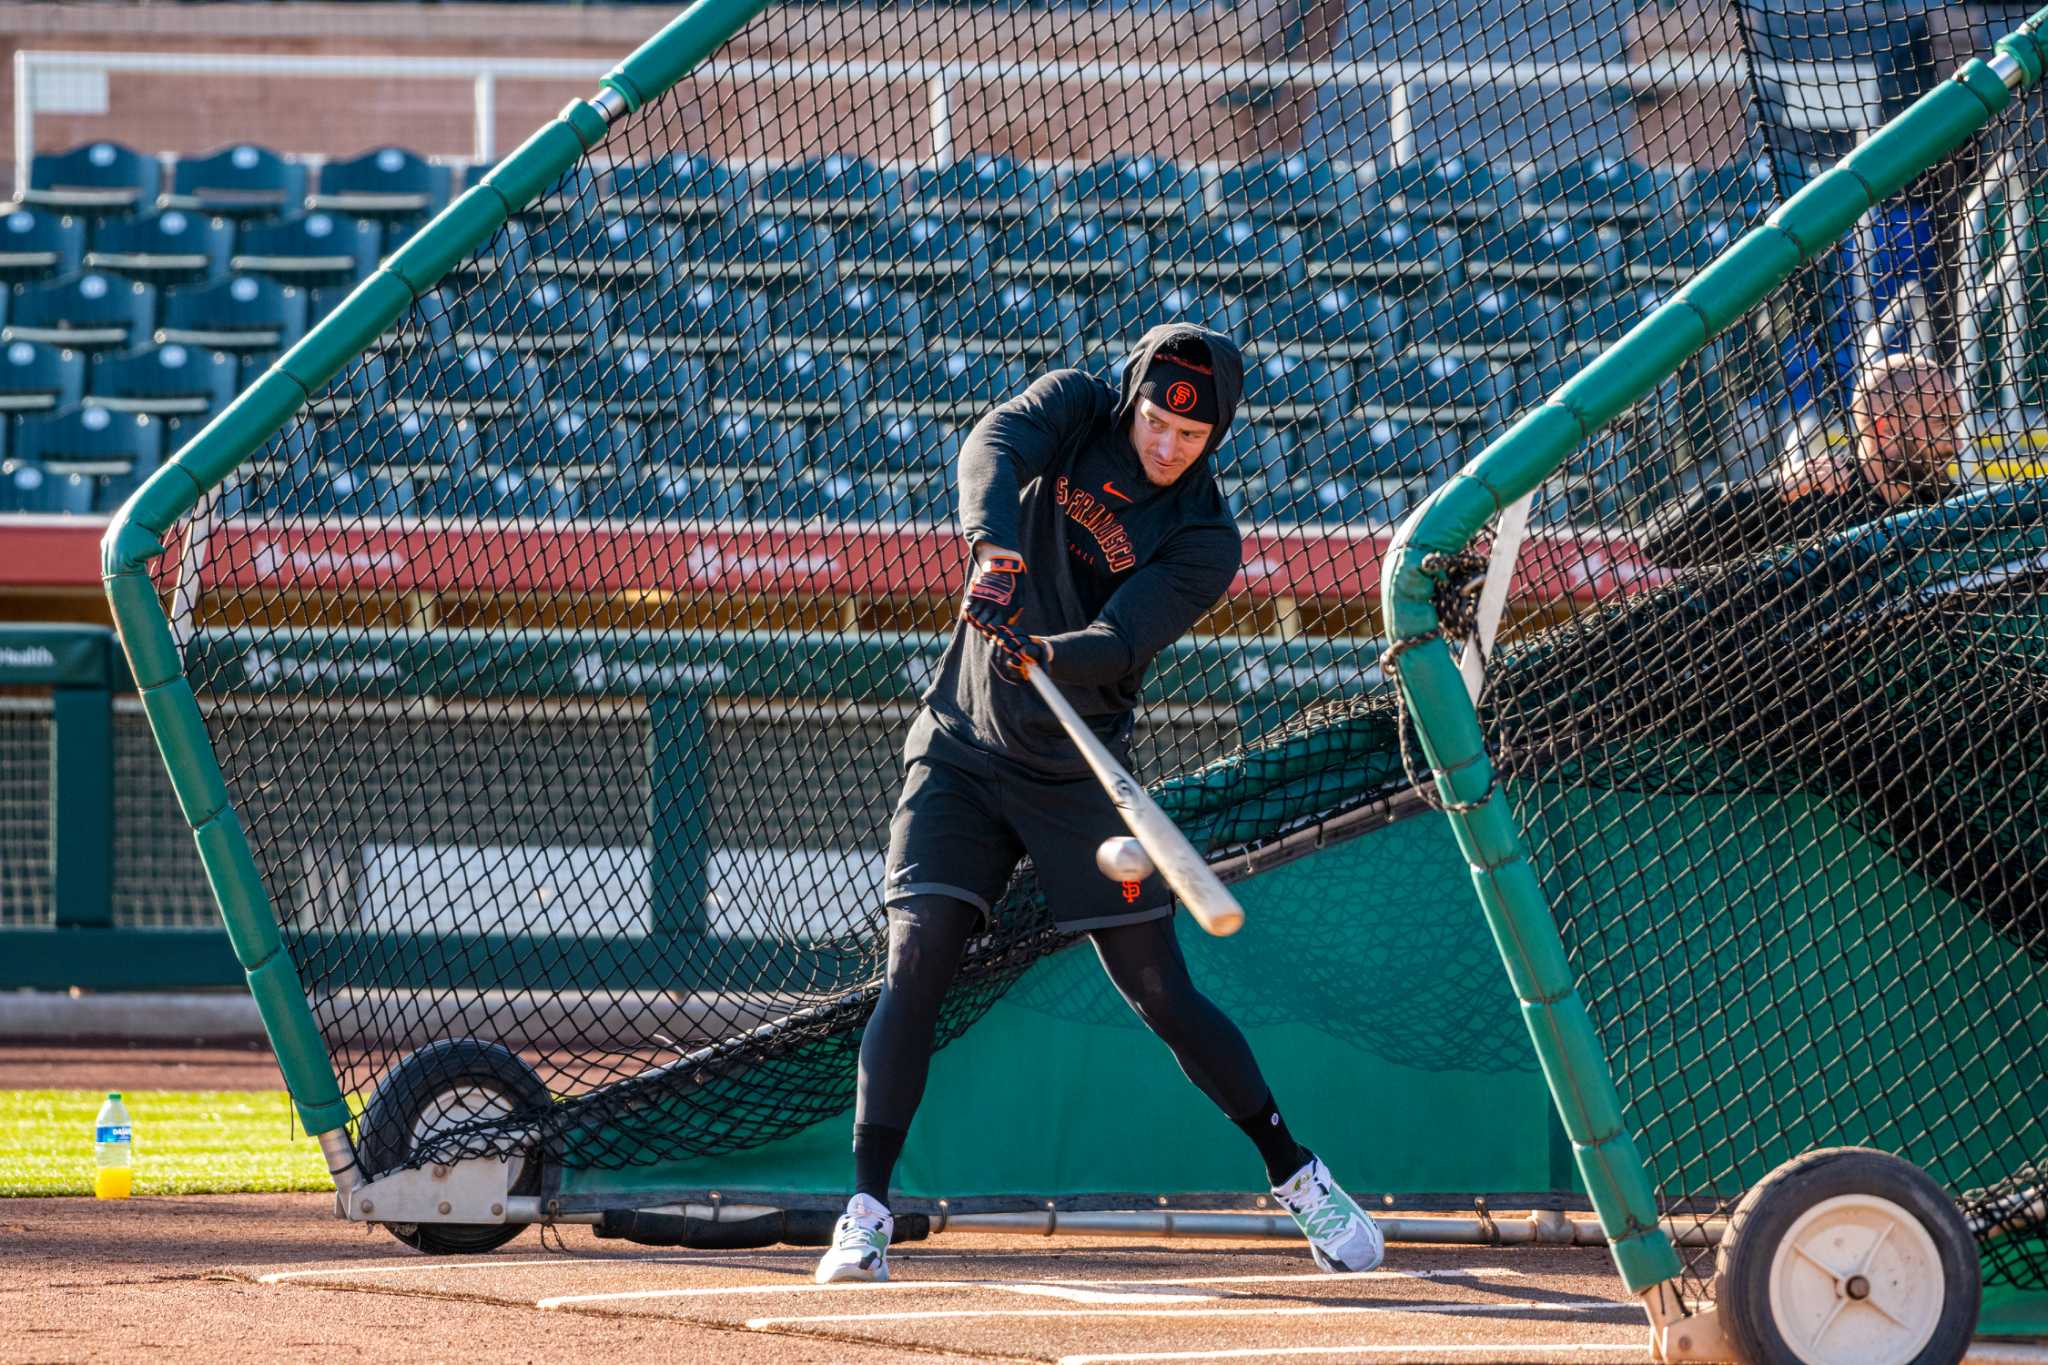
922, 323, 1246, 777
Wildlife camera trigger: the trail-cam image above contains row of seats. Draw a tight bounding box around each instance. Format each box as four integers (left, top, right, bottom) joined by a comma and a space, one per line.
26, 141, 1778, 227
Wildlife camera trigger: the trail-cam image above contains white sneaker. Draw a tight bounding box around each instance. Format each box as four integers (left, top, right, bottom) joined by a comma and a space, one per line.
1273, 1155, 1385, 1272
814, 1193, 894, 1283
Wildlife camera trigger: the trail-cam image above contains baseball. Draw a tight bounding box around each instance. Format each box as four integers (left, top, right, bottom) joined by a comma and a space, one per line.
1095, 835, 1156, 882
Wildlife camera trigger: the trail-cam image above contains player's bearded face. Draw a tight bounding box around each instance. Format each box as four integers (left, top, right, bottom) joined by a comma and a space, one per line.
1866, 385, 1963, 494
1130, 400, 1213, 487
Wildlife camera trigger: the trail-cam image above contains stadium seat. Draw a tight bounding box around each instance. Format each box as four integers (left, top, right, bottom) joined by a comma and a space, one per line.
853, 475, 918, 523
421, 466, 574, 522
1413, 284, 1559, 359
930, 282, 1081, 356
527, 214, 682, 280
585, 466, 746, 521
1217, 155, 1362, 222
1625, 215, 1734, 282
777, 280, 924, 352
711, 348, 866, 419
0, 340, 85, 414
755, 470, 865, 522
6, 271, 155, 350
871, 350, 1024, 418
757, 155, 898, 217
158, 274, 309, 352
165, 144, 308, 217
911, 474, 958, 526
679, 211, 830, 279
389, 345, 542, 418
1247, 474, 1368, 527
1527, 155, 1674, 222
1468, 216, 1621, 284
84, 210, 232, 281
1364, 154, 1499, 220
14, 403, 165, 510
911, 155, 1054, 219
1300, 211, 1461, 281
1250, 284, 1403, 359
549, 345, 709, 416
449, 279, 603, 351
1689, 160, 1777, 221
1240, 352, 1349, 422
1360, 355, 1506, 422
1156, 215, 1300, 283
832, 214, 980, 278
834, 412, 957, 471
990, 217, 1147, 279
649, 411, 804, 471
230, 212, 381, 283
23, 142, 161, 216
0, 207, 85, 284
309, 147, 452, 218
88, 342, 238, 416
486, 408, 645, 474
603, 154, 748, 217
1213, 423, 1296, 482
608, 276, 770, 352
1063, 155, 1202, 219
1088, 281, 1248, 349
0, 456, 98, 515
283, 464, 417, 520
317, 410, 481, 480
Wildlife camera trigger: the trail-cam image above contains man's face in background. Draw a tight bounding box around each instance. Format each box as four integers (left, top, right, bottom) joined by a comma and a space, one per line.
1855, 357, 1964, 499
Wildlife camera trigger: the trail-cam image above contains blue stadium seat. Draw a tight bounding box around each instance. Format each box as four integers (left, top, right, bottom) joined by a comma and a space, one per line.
1156, 215, 1299, 283
450, 279, 603, 351
0, 340, 85, 414
648, 411, 804, 471
389, 345, 542, 418
231, 212, 381, 283
911, 475, 958, 526
310, 147, 451, 218
584, 467, 746, 521
871, 350, 1024, 418
14, 403, 165, 510
317, 411, 481, 477
486, 409, 645, 473
85, 210, 232, 281
679, 212, 829, 279
911, 155, 1053, 219
1364, 155, 1499, 220
1088, 281, 1247, 348
158, 274, 308, 351
1240, 352, 1349, 422
527, 214, 682, 280
1218, 155, 1362, 222
421, 467, 574, 522
1413, 284, 1559, 359
757, 155, 897, 217
0, 458, 60, 513
603, 154, 747, 217
711, 348, 865, 419
834, 412, 956, 471
1250, 284, 1403, 359
930, 282, 1080, 355
165, 144, 307, 217
284, 464, 417, 520
6, 271, 155, 350
991, 217, 1147, 279
832, 214, 979, 278
1689, 160, 1777, 221
1212, 423, 1295, 482
1625, 215, 1733, 282
852, 475, 918, 524
776, 280, 924, 352
1527, 156, 1674, 222
1469, 217, 1620, 283
1361, 355, 1506, 422
754, 470, 865, 522
608, 277, 769, 352
1300, 211, 1460, 281
88, 342, 238, 416
1063, 155, 1202, 219
24, 143, 161, 216
549, 345, 709, 416
1247, 474, 1368, 528
0, 207, 85, 284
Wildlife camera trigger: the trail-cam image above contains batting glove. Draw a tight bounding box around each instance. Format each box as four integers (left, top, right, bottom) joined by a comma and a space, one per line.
970, 616, 1052, 684
962, 550, 1027, 632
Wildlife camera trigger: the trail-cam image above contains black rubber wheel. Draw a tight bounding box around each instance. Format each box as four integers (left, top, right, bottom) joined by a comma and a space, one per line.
1714, 1147, 1978, 1365
356, 1039, 551, 1256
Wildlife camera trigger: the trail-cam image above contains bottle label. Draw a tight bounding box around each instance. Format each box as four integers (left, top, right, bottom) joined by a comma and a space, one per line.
96, 1125, 132, 1145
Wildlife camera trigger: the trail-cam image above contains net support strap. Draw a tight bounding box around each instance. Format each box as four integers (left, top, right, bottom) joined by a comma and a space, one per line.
1380, 8, 2048, 1298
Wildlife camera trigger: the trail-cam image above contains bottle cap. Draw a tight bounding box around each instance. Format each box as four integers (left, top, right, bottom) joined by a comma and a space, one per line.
108, 1092, 121, 1101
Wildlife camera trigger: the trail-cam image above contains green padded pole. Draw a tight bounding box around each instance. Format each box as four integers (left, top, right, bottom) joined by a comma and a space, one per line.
97, 0, 774, 1147
1381, 7, 2048, 1297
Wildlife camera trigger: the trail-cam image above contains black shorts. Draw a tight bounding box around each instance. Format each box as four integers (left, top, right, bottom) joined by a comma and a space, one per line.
884, 709, 1174, 933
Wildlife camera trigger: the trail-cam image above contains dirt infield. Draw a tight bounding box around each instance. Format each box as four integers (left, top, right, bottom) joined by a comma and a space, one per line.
0, 1042, 284, 1092
4, 1192, 1660, 1363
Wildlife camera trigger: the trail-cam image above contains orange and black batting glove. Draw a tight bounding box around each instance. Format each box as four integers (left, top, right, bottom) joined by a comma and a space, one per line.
961, 549, 1027, 633
971, 616, 1052, 684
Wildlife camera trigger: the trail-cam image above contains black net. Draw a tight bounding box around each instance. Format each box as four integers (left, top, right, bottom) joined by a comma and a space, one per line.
147, 0, 2048, 1287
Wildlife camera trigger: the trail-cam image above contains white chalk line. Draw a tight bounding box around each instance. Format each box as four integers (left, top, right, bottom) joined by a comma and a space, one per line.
537, 1265, 1525, 1309
256, 1249, 990, 1284
1059, 1347, 1649, 1364
746, 1300, 1633, 1328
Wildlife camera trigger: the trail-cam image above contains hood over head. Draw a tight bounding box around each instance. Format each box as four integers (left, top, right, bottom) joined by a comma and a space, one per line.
1113, 322, 1245, 462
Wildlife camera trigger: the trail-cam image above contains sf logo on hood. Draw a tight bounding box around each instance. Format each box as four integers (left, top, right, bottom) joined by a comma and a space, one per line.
1165, 380, 1198, 413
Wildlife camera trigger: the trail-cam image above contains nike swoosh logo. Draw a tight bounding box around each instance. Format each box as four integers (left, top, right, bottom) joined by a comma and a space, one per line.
1102, 480, 1132, 502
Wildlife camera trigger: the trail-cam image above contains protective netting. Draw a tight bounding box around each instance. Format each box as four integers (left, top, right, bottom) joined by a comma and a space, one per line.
0, 700, 53, 928
141, 0, 2048, 1282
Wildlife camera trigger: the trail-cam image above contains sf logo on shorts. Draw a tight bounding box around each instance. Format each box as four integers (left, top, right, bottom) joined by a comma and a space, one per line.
1165, 380, 1198, 413
1122, 879, 1142, 903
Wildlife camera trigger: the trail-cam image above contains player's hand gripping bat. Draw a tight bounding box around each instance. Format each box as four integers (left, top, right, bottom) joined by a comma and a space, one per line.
1023, 667, 1245, 937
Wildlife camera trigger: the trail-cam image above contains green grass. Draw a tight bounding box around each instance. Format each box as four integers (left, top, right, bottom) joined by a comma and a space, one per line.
0, 1091, 334, 1196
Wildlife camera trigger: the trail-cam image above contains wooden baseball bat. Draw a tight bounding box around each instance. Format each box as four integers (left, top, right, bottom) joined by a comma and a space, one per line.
1025, 667, 1245, 937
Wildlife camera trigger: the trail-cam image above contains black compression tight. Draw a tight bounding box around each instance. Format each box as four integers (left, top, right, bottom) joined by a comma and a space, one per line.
855, 899, 1279, 1202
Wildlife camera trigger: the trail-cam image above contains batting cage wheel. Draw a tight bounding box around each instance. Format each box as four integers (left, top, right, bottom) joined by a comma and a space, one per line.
355, 1039, 552, 1255
1712, 1148, 1979, 1365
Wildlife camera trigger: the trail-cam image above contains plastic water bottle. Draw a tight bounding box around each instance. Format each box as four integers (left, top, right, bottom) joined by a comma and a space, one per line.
93, 1092, 133, 1200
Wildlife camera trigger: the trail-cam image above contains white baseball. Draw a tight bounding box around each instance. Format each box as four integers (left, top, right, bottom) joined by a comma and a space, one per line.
1095, 836, 1156, 882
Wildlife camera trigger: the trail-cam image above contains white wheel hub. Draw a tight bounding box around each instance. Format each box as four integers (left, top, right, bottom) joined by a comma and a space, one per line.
411, 1082, 527, 1188
1765, 1192, 1945, 1365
